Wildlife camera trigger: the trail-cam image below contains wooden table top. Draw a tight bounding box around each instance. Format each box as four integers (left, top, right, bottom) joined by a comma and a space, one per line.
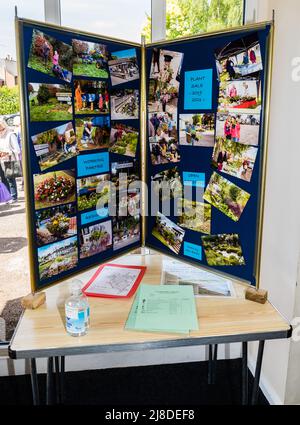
9, 252, 291, 359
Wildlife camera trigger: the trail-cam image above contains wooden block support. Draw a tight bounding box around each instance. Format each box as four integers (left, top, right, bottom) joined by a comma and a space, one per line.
245, 287, 268, 304
21, 292, 46, 310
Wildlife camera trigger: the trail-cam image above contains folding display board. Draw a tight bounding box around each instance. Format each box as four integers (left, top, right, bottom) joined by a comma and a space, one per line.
16, 18, 273, 292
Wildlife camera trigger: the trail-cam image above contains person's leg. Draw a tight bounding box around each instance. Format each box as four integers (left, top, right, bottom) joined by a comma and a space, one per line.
6, 176, 18, 201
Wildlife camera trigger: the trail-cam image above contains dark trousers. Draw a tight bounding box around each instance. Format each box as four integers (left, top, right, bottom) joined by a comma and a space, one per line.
6, 176, 18, 200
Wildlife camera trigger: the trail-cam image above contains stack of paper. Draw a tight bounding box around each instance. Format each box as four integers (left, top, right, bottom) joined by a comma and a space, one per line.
125, 284, 199, 335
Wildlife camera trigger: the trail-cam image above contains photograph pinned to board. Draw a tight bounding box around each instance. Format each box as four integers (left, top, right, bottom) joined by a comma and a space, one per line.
179, 113, 215, 147
218, 79, 261, 114
28, 29, 73, 82
116, 191, 140, 218
203, 172, 250, 222
149, 111, 177, 141
76, 173, 110, 212
28, 82, 73, 122
215, 32, 263, 82
35, 203, 77, 247
32, 122, 77, 172
161, 258, 236, 297
152, 212, 185, 255
212, 138, 258, 183
176, 198, 211, 235
34, 170, 76, 210
74, 79, 109, 115
82, 263, 146, 298
151, 166, 182, 201
37, 235, 78, 281
113, 215, 140, 251
149, 120, 180, 166
72, 38, 109, 78
111, 159, 139, 190
110, 89, 139, 120
108, 48, 139, 86
201, 233, 245, 267
216, 112, 260, 146
75, 116, 110, 151
109, 123, 139, 158
79, 220, 113, 259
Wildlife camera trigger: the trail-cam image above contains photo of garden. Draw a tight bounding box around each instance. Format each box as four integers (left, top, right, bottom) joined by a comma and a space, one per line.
110, 89, 139, 120
215, 33, 263, 82
28, 29, 73, 82
203, 172, 250, 222
113, 215, 140, 251
35, 203, 77, 247
72, 38, 109, 78
201, 234, 245, 266
32, 122, 77, 171
179, 114, 215, 147
108, 48, 139, 85
151, 167, 182, 201
38, 236, 78, 281
76, 173, 110, 212
28, 82, 73, 121
109, 123, 138, 157
212, 138, 258, 182
218, 80, 261, 114
80, 220, 112, 259
74, 79, 110, 115
34, 170, 76, 210
216, 112, 260, 146
75, 116, 110, 151
111, 160, 139, 190
177, 198, 211, 234
152, 212, 185, 255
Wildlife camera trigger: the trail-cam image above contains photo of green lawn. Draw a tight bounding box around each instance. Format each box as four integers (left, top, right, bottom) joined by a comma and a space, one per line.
28, 82, 73, 122
202, 234, 245, 266
72, 39, 109, 78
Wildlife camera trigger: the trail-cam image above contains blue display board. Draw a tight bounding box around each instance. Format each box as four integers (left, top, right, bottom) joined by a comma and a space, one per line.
145, 25, 272, 286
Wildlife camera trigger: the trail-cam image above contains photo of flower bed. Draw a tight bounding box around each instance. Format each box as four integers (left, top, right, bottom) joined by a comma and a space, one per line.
35, 203, 77, 247
77, 174, 110, 212
113, 216, 140, 251
80, 221, 112, 259
177, 199, 211, 235
34, 170, 76, 210
109, 124, 138, 157
38, 236, 78, 281
202, 234, 245, 266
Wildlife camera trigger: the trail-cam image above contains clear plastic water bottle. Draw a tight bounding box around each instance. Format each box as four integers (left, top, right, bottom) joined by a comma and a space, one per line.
65, 280, 88, 337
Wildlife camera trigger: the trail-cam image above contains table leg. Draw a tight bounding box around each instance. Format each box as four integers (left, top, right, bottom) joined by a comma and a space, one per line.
60, 356, 65, 404
30, 358, 40, 405
54, 356, 60, 404
208, 344, 213, 385
242, 342, 248, 405
208, 344, 218, 385
212, 344, 218, 384
251, 340, 265, 405
46, 357, 54, 405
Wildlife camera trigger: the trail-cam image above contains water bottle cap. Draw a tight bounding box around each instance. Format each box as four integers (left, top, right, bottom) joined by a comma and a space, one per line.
71, 279, 82, 295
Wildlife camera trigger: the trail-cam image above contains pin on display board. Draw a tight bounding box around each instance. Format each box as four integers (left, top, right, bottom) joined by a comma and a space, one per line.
16, 18, 273, 292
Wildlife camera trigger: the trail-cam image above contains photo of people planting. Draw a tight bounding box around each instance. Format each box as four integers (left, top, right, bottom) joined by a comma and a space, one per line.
34, 170, 76, 210
80, 220, 112, 259
203, 172, 250, 222
216, 112, 260, 146
177, 199, 211, 235
212, 138, 258, 182
74, 79, 110, 115
202, 234, 245, 266
109, 123, 139, 157
152, 212, 185, 255
32, 122, 77, 171
76, 173, 110, 212
28, 82, 73, 121
28, 29, 73, 82
72, 38, 109, 78
75, 116, 110, 151
179, 114, 215, 147
35, 203, 77, 247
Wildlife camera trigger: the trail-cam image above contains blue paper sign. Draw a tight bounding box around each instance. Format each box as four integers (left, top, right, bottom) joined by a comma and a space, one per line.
184, 69, 213, 110
183, 172, 205, 188
77, 152, 109, 177
81, 208, 109, 225
184, 242, 202, 261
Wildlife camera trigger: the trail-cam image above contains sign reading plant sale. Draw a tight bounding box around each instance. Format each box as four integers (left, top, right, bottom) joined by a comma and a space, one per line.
184, 69, 213, 110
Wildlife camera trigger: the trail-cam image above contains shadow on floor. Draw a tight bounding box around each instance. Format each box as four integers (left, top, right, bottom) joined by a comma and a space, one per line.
0, 237, 27, 253
0, 297, 23, 341
0, 208, 25, 218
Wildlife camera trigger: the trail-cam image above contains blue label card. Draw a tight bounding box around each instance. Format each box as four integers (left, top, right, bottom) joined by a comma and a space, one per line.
81, 208, 109, 225
184, 242, 202, 261
184, 69, 213, 110
183, 172, 205, 188
77, 152, 109, 177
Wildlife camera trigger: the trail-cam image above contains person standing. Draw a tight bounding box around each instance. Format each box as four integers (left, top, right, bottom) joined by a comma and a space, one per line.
75, 82, 83, 112
42, 40, 50, 66
0, 120, 21, 202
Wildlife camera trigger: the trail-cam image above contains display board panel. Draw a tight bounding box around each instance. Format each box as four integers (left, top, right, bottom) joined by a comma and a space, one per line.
16, 19, 142, 290
145, 24, 272, 286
